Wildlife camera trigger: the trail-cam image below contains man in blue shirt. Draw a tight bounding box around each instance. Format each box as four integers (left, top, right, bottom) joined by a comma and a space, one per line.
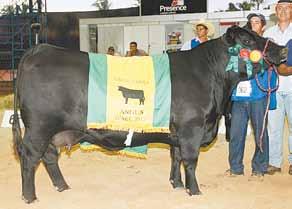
226, 13, 277, 180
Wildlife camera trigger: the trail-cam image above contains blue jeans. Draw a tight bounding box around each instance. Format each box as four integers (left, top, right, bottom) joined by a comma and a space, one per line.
268, 91, 292, 168
229, 98, 269, 174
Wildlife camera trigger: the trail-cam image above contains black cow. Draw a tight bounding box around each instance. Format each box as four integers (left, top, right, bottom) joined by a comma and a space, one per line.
118, 86, 145, 105
12, 26, 287, 203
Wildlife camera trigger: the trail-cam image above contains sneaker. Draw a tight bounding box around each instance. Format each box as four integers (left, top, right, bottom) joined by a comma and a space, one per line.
248, 172, 264, 182
225, 169, 244, 177
266, 165, 281, 175
289, 165, 292, 175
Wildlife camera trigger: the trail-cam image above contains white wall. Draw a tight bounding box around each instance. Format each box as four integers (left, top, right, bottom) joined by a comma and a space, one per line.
79, 9, 274, 54
79, 24, 90, 52
98, 25, 124, 55
149, 25, 165, 54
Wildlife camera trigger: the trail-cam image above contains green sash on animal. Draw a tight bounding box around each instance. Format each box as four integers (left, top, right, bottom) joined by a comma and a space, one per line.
81, 53, 171, 158
87, 53, 171, 133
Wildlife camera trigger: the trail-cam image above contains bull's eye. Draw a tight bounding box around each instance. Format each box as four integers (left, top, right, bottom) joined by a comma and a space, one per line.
243, 40, 250, 45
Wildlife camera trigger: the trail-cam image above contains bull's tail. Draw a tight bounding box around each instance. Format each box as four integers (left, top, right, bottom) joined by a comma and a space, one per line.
11, 51, 28, 158
11, 84, 23, 158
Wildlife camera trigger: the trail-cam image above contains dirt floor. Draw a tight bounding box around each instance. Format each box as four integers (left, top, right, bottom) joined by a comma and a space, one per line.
1, 118, 292, 209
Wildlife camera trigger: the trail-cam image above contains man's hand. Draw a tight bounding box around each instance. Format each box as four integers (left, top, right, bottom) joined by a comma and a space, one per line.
277, 63, 292, 76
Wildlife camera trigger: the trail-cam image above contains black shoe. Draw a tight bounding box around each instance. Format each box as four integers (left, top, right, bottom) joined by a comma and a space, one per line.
225, 169, 244, 177
248, 172, 264, 182
266, 165, 281, 175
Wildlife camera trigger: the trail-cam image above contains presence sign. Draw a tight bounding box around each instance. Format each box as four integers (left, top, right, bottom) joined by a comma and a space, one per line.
141, 0, 206, 16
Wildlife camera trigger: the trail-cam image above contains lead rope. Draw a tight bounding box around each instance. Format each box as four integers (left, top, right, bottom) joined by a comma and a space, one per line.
254, 39, 279, 152
255, 67, 278, 152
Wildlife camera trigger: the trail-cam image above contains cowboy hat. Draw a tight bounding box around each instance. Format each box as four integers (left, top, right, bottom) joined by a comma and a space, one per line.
271, 0, 292, 12
191, 19, 215, 38
269, 0, 292, 19
277, 0, 292, 3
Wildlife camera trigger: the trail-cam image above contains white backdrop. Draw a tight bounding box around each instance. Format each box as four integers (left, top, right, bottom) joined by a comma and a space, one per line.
148, 25, 165, 54
98, 25, 124, 55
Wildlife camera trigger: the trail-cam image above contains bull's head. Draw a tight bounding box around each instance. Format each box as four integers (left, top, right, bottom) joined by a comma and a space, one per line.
224, 25, 287, 76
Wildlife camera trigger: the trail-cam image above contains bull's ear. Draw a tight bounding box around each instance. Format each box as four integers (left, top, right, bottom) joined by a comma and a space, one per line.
223, 25, 237, 45
242, 23, 251, 31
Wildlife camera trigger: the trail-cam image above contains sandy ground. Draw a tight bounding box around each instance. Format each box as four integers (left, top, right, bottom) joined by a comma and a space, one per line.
1, 118, 292, 209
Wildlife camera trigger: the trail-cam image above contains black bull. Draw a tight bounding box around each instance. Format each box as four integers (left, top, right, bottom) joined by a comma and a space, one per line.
12, 26, 287, 203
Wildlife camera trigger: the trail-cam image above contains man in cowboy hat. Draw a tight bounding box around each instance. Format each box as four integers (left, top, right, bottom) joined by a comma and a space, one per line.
180, 20, 215, 51
263, 0, 292, 175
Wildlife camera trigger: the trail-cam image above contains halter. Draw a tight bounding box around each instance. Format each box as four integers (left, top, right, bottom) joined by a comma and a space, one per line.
262, 39, 272, 65
255, 39, 279, 93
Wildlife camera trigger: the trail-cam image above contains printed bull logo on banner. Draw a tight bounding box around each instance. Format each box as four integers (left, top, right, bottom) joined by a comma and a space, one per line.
118, 86, 145, 105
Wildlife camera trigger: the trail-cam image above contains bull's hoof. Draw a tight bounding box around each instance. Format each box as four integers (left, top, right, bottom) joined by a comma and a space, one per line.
170, 179, 184, 189
55, 184, 70, 192
22, 195, 38, 204
186, 189, 202, 196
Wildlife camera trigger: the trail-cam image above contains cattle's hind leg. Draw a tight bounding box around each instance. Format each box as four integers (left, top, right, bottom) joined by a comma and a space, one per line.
19, 132, 43, 203
42, 144, 70, 192
169, 145, 184, 188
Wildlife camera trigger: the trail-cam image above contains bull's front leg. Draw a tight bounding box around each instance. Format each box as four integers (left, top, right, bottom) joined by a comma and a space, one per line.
169, 145, 184, 188
182, 154, 201, 195
140, 98, 145, 105
180, 133, 202, 195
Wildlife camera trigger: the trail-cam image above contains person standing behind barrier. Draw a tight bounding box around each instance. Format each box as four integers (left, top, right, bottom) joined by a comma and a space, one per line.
125, 42, 148, 57
263, 0, 292, 175
107, 46, 120, 56
226, 13, 277, 180
107, 46, 115, 56
180, 20, 215, 51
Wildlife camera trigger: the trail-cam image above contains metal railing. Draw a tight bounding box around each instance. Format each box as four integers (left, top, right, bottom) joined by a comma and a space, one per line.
0, 11, 47, 94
